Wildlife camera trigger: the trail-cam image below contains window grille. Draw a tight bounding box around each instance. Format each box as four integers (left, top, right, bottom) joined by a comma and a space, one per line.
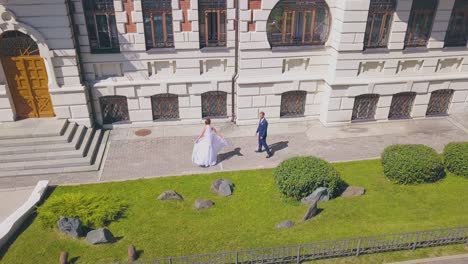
388, 92, 416, 119
280, 91, 307, 117
351, 94, 380, 121
100, 96, 129, 124
0, 31, 39, 57
201, 91, 227, 118
426, 89, 454, 116
151, 93, 179, 120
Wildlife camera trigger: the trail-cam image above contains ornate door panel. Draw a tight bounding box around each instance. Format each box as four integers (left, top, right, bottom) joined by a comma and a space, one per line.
2, 56, 54, 119
388, 92, 416, 119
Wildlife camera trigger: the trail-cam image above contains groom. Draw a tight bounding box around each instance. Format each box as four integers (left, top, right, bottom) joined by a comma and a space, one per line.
255, 112, 272, 158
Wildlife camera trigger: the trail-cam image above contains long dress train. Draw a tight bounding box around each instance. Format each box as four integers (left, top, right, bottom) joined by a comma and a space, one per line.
192, 125, 228, 167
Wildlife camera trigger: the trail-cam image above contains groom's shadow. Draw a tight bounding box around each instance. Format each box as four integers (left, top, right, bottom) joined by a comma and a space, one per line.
269, 141, 289, 155
218, 147, 243, 163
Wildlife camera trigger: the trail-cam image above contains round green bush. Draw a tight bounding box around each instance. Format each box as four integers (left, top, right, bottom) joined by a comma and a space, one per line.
273, 156, 342, 200
381, 144, 445, 184
37, 193, 127, 228
444, 142, 468, 177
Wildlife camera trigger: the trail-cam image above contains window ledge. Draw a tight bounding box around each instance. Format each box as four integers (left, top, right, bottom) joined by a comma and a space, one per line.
402, 47, 430, 54
362, 48, 391, 54
442, 46, 468, 51
271, 45, 326, 52
200, 46, 230, 53
146, 47, 177, 54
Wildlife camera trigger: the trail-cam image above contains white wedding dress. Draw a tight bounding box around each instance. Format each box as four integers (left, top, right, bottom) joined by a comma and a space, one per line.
192, 125, 228, 167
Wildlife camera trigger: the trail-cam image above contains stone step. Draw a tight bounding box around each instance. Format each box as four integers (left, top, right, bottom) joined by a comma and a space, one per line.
0, 142, 77, 155
0, 166, 98, 178
0, 118, 68, 140
0, 122, 76, 147
0, 157, 91, 172
0, 150, 83, 163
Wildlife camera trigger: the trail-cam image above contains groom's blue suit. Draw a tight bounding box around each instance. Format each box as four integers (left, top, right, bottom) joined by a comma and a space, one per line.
256, 118, 272, 156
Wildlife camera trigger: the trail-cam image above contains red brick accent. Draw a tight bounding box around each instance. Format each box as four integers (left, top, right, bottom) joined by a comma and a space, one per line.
179, 0, 192, 31
248, 0, 261, 32
123, 0, 137, 33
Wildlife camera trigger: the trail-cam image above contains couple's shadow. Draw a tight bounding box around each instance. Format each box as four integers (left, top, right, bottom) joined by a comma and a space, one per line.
218, 141, 289, 163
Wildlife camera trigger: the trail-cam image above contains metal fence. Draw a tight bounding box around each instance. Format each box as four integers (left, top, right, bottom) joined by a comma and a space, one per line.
122, 226, 468, 264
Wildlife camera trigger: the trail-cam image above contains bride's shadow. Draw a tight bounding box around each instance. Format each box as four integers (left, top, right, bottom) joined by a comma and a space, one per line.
218, 147, 243, 163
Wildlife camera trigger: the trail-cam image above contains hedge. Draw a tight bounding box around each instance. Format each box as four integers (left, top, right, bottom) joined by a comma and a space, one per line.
273, 156, 343, 200
444, 142, 468, 177
381, 144, 444, 184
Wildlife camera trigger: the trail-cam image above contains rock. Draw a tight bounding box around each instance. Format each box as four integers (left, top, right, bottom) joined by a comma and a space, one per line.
301, 187, 330, 205
341, 186, 366, 198
211, 179, 234, 196
194, 199, 214, 210
86, 228, 115, 245
302, 200, 319, 221
57, 216, 83, 238
157, 190, 183, 201
276, 220, 294, 229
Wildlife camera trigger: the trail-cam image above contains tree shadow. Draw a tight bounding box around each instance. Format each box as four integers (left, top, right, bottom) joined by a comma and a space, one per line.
269, 141, 289, 154
218, 147, 243, 163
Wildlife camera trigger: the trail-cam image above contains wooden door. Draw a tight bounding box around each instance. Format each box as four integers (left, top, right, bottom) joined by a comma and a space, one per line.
2, 56, 54, 119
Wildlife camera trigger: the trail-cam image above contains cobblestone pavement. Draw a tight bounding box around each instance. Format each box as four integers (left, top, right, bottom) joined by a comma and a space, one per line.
388, 254, 468, 264
100, 115, 468, 182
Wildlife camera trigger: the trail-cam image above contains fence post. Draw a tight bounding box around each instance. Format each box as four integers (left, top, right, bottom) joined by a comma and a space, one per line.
168, 257, 172, 264
356, 239, 361, 257
412, 232, 420, 250
296, 245, 301, 264
59, 252, 68, 264
235, 251, 238, 264
128, 245, 136, 262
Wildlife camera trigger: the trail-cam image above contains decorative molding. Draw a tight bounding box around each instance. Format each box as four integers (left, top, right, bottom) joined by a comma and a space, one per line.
358, 61, 385, 76
123, 0, 137, 33
436, 58, 464, 73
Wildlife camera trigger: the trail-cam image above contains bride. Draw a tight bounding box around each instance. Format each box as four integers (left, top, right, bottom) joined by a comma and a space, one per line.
192, 118, 228, 167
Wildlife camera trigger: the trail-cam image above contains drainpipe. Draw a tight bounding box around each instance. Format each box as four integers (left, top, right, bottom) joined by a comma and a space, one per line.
231, 0, 239, 123
65, 0, 96, 126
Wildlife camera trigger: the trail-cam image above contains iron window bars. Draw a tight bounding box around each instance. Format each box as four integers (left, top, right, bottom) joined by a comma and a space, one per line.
100, 96, 130, 124
351, 94, 380, 121
364, 0, 396, 49
267, 0, 330, 47
142, 0, 174, 50
0, 31, 39, 57
83, 0, 120, 53
151, 93, 180, 120
280, 91, 307, 117
199, 0, 227, 48
201, 91, 227, 118
404, 0, 438, 48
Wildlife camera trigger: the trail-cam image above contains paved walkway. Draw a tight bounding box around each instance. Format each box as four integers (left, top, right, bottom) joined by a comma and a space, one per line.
389, 254, 468, 264
100, 114, 468, 182
0, 187, 34, 223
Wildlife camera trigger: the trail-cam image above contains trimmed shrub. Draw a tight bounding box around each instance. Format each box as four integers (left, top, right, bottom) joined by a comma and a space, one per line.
273, 156, 343, 200
37, 193, 127, 228
444, 142, 468, 177
381, 144, 444, 184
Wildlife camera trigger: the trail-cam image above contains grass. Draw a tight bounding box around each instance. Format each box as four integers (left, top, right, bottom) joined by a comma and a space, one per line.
1, 159, 468, 264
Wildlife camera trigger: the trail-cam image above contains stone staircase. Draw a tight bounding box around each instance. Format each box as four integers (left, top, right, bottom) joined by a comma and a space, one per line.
0, 119, 109, 178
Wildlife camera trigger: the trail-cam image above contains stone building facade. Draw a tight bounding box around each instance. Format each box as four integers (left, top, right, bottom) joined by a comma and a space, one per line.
0, 0, 467, 128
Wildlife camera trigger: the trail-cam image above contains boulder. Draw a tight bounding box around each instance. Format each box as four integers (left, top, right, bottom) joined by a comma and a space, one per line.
302, 200, 319, 222
276, 220, 294, 229
211, 179, 234, 197
157, 190, 183, 201
301, 187, 330, 205
341, 186, 366, 198
57, 216, 83, 238
86, 228, 115, 245
194, 199, 214, 210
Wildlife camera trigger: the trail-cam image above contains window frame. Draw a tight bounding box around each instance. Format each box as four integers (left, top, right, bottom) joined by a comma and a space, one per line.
267, 0, 331, 48
363, 0, 396, 49
83, 0, 120, 54
444, 0, 468, 47
151, 93, 180, 121
404, 0, 438, 48
199, 0, 227, 48
142, 0, 174, 50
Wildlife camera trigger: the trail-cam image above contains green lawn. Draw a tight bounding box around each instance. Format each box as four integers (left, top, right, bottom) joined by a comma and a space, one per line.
1, 159, 468, 264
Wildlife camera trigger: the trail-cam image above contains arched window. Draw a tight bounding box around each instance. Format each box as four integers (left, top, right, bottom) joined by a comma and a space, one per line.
444, 0, 468, 47
388, 92, 416, 119
151, 93, 179, 120
351, 94, 380, 121
267, 0, 330, 47
0, 31, 39, 57
364, 0, 396, 49
142, 0, 174, 49
280, 91, 307, 117
201, 91, 227, 118
426, 89, 454, 116
83, 0, 120, 53
99, 96, 129, 124
199, 0, 227, 48
405, 0, 438, 47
